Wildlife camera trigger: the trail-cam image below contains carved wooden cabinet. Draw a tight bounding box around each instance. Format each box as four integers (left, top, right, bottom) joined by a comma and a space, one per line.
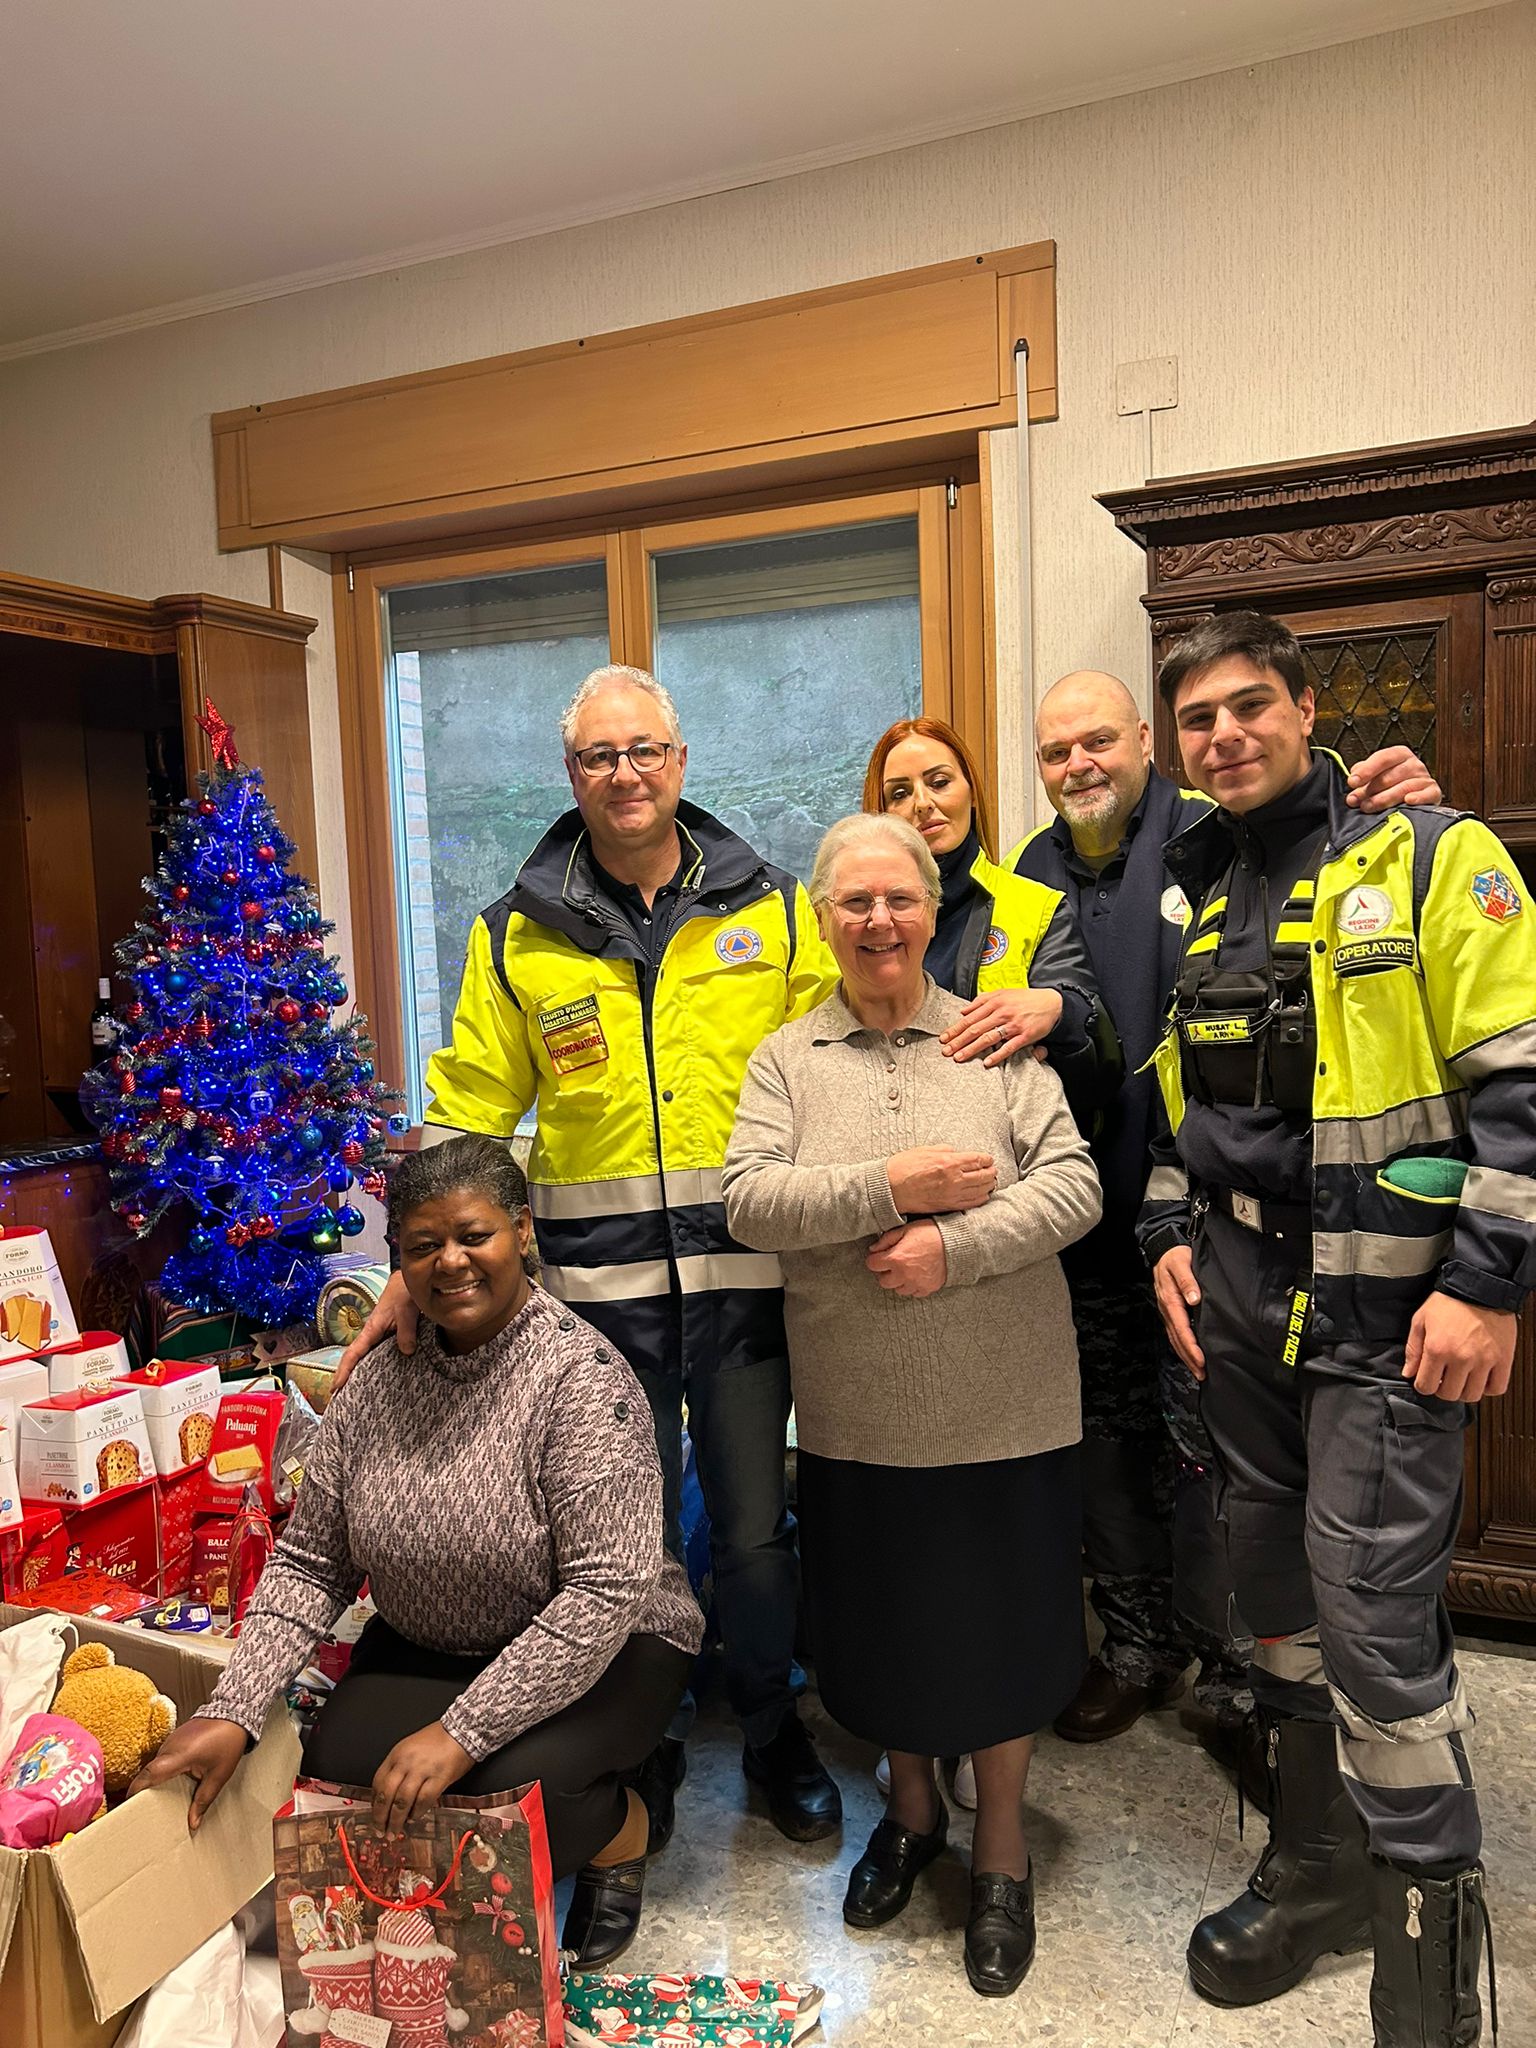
1100, 424, 1536, 1625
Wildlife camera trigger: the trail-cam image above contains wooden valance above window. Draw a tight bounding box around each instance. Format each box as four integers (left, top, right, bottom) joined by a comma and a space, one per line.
211, 243, 1057, 555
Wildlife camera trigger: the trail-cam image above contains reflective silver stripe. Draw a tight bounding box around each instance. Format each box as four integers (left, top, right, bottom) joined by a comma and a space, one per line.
676, 1252, 783, 1294
1461, 1165, 1536, 1224
1313, 1095, 1468, 1167
540, 1259, 672, 1303
1252, 1628, 1324, 1686
1145, 1166, 1189, 1202
1330, 1677, 1474, 1790
1313, 1229, 1451, 1279
1453, 1019, 1536, 1082
529, 1168, 726, 1221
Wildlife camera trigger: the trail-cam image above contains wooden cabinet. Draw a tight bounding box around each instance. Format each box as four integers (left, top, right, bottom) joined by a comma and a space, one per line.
1100, 423, 1536, 1626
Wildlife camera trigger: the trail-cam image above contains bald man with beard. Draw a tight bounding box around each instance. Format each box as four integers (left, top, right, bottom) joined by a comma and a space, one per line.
1014, 672, 1439, 1754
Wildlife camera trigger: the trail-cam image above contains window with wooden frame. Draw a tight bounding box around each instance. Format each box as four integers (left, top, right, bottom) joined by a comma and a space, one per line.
341, 475, 988, 1111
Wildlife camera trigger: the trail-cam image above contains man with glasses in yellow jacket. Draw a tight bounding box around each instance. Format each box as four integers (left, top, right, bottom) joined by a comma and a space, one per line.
338, 664, 846, 1934
1139, 612, 1533, 2048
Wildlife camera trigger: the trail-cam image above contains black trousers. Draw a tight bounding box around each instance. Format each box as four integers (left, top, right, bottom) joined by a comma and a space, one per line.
301, 1620, 693, 1878
1193, 1205, 1479, 1868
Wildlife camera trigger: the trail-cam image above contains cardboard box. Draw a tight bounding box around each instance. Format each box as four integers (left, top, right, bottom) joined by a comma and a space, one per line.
189, 1516, 237, 1611
0, 1507, 69, 1601
0, 1228, 79, 1361
0, 1462, 19, 1536
0, 1361, 51, 1449
41, 1333, 132, 1398
198, 1386, 284, 1515
120, 1362, 219, 1478
18, 1387, 157, 1507
0, 1601, 300, 2048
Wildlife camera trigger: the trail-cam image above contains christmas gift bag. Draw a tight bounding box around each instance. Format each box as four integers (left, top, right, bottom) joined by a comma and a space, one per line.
274, 1780, 563, 2047
562, 1974, 825, 2047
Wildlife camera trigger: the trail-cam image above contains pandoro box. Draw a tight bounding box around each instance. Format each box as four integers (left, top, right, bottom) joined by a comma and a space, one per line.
17, 1385, 157, 1506
0, 1228, 78, 1361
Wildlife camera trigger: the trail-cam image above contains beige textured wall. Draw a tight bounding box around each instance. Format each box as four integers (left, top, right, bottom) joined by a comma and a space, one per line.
0, 4, 1531, 863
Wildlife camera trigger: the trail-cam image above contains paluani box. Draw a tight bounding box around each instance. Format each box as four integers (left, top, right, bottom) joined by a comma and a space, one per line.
40, 1331, 132, 1397
17, 1384, 157, 1506
0, 1601, 300, 2048
121, 1361, 220, 1477
0, 1227, 78, 1361
197, 1385, 285, 1514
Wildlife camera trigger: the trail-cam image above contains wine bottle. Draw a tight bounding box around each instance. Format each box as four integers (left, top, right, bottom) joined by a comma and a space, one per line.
89, 977, 117, 1055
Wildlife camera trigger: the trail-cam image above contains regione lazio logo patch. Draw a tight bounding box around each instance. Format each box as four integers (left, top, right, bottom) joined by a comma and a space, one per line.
1160, 885, 1193, 928
981, 926, 1009, 966
1337, 885, 1394, 937
715, 926, 764, 964
1470, 867, 1523, 923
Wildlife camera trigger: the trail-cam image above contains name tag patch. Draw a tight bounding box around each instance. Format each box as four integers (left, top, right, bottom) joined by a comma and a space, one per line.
1333, 935, 1418, 975
1184, 1018, 1253, 1043
538, 995, 609, 1075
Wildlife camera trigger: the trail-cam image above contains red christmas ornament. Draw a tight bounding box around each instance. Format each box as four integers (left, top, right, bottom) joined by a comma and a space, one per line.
276, 1000, 301, 1025
244, 943, 264, 963
256, 844, 276, 864
225, 1222, 249, 1247
307, 1003, 328, 1019
172, 885, 191, 904
124, 1209, 146, 1232
191, 1013, 213, 1040
221, 868, 239, 886
342, 1142, 364, 1166
159, 1087, 184, 1113
490, 1873, 511, 1897
251, 1215, 277, 1239
195, 701, 240, 771
247, 1009, 265, 1028
198, 799, 216, 817
240, 900, 262, 921
500, 1921, 524, 1948
125, 1002, 144, 1022
120, 1073, 136, 1095
362, 1171, 386, 1198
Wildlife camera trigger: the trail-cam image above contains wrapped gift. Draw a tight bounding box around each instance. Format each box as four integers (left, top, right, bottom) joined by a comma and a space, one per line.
285, 1345, 345, 1416
315, 1266, 389, 1350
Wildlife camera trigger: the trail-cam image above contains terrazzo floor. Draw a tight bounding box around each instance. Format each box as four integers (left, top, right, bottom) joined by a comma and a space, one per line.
577, 1633, 1536, 2047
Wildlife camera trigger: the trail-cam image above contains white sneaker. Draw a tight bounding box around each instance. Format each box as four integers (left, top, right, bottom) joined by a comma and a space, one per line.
875, 1750, 891, 1794
953, 1754, 976, 1809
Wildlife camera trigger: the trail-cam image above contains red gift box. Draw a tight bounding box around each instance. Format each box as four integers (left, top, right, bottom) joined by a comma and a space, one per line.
0, 1503, 69, 1600
155, 1465, 205, 1598
59, 1477, 161, 1593
198, 1387, 284, 1515
190, 1515, 238, 1610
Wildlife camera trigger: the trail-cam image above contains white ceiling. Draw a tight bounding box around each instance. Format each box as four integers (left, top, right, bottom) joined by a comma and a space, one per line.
0, 0, 1497, 358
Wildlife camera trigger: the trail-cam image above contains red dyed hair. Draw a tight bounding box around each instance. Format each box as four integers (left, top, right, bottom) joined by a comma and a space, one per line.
861, 717, 996, 860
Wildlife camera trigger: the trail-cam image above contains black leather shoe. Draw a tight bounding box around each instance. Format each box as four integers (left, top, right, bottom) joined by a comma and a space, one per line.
843, 1807, 948, 1928
562, 1855, 646, 1967
1053, 1655, 1187, 1743
742, 1711, 842, 1842
965, 1868, 1037, 1996
633, 1735, 687, 1855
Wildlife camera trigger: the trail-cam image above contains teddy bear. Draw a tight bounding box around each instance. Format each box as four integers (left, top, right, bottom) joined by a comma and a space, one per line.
52, 1643, 176, 1796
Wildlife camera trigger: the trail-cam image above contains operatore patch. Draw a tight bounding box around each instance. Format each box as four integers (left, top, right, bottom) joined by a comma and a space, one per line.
1333, 935, 1418, 976
715, 925, 765, 964
1470, 867, 1523, 923
1336, 884, 1394, 937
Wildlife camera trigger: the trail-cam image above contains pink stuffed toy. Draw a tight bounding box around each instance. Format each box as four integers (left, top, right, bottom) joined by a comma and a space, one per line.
0, 1712, 106, 1848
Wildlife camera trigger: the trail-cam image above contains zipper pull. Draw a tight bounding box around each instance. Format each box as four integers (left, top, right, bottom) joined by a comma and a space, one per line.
1406, 1885, 1423, 1939
1267, 1726, 1279, 1769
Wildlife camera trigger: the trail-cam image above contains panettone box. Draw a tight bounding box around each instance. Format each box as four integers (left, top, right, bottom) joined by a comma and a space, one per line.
0, 1361, 51, 1450
120, 1362, 220, 1478
0, 1602, 299, 2048
17, 1385, 157, 1507
0, 1228, 78, 1361
40, 1332, 132, 1398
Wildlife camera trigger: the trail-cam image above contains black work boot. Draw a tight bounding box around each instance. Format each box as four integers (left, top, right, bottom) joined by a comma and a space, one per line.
1187, 1711, 1371, 2006
1368, 1859, 1491, 2047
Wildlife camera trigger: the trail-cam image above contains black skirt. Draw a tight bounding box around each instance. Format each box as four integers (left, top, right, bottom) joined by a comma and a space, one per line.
797, 1444, 1087, 1756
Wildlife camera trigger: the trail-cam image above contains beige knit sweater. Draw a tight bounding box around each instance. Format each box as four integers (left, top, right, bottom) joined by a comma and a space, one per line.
723, 978, 1102, 1468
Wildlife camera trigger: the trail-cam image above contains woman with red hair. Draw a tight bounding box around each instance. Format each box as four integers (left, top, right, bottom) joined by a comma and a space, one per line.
863, 717, 1119, 1109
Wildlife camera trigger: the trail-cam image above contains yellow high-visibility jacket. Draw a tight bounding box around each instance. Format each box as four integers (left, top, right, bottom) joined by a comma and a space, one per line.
425, 802, 834, 1376
1140, 758, 1536, 1340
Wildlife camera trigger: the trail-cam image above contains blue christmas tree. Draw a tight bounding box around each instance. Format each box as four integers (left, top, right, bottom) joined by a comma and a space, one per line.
82, 703, 404, 1324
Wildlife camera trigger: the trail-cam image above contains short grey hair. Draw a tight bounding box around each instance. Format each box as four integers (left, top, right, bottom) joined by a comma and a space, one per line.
560, 665, 683, 752
809, 813, 940, 907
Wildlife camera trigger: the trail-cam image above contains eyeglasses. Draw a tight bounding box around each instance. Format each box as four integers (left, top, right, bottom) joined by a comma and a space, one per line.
570, 741, 674, 779
826, 890, 932, 925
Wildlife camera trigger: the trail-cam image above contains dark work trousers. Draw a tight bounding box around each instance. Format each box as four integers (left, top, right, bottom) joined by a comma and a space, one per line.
1061, 1233, 1190, 1691
632, 1348, 799, 1750
1162, 1348, 1255, 1722
1192, 1204, 1480, 1869
301, 1619, 694, 1879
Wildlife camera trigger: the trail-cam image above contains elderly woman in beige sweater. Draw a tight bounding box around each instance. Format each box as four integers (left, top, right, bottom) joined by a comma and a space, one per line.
723, 812, 1101, 2000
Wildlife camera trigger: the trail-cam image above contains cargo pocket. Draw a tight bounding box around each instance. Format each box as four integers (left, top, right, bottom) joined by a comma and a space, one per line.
1347, 1386, 1466, 1600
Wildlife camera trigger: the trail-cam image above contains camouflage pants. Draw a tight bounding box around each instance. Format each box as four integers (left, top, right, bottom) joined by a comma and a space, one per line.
1064, 1242, 1249, 1706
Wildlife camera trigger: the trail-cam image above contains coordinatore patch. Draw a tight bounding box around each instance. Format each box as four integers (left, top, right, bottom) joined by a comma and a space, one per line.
1470, 867, 1523, 923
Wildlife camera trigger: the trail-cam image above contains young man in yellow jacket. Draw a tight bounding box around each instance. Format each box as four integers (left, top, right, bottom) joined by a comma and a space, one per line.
1140, 612, 1532, 2047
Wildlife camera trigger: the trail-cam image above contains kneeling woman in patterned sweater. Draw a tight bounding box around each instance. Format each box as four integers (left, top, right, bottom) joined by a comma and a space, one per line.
133, 1134, 703, 1966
